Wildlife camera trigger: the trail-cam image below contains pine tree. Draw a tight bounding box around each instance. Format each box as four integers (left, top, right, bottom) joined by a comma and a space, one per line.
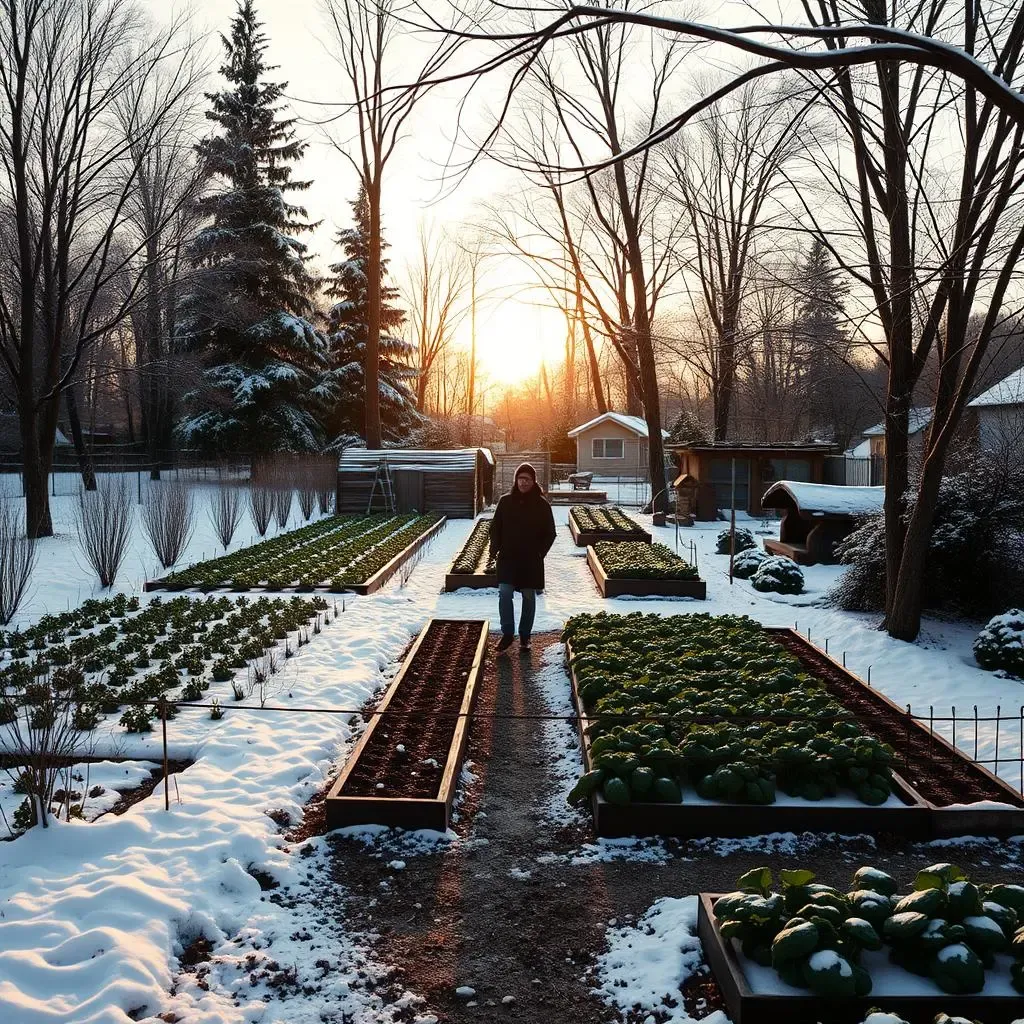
795, 239, 850, 351
176, 0, 329, 453
323, 186, 419, 444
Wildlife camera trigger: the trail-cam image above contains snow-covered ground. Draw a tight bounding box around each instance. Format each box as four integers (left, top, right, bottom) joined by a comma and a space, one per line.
0, 488, 1022, 1023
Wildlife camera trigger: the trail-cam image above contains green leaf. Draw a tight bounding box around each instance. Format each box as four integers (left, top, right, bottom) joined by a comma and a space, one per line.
914, 871, 945, 892
738, 867, 773, 895
780, 869, 816, 887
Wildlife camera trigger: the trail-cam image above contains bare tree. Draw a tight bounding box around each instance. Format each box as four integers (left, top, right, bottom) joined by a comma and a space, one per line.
142, 478, 194, 568
0, 0, 202, 536
208, 482, 244, 549
0, 504, 36, 624
75, 476, 134, 587
249, 483, 274, 537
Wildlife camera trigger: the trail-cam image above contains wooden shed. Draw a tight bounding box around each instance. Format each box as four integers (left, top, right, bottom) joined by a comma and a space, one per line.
667, 442, 834, 521
336, 449, 494, 518
568, 412, 668, 477
761, 481, 884, 564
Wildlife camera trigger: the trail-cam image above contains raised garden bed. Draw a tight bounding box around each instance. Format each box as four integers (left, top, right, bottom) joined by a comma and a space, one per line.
444, 519, 497, 592
568, 505, 652, 547
697, 888, 1024, 1024
144, 513, 445, 593
325, 618, 488, 832
767, 628, 1024, 837
586, 542, 707, 599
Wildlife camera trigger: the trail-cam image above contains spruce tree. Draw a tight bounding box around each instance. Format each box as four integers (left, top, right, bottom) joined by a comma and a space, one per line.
323, 186, 419, 444
177, 0, 328, 453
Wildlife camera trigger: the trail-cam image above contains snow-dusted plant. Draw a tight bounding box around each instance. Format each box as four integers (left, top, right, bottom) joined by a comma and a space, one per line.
716, 526, 756, 555
75, 476, 134, 587
973, 609, 1024, 677
0, 503, 36, 624
142, 479, 195, 569
751, 555, 805, 594
732, 546, 769, 579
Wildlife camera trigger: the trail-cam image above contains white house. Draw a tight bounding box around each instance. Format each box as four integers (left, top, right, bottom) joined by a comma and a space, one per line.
860, 407, 933, 458
968, 366, 1024, 451
567, 412, 669, 476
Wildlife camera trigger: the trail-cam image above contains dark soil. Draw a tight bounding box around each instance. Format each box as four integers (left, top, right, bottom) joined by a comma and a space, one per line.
340, 621, 482, 799
104, 759, 193, 816
316, 632, 1024, 1024
772, 631, 1024, 807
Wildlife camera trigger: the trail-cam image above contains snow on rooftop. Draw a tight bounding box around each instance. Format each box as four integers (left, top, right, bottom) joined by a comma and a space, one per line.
862, 407, 932, 436
567, 412, 669, 439
762, 480, 885, 516
969, 365, 1024, 408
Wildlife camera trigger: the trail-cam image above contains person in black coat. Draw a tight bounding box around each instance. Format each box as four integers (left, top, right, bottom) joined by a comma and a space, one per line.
488, 462, 556, 652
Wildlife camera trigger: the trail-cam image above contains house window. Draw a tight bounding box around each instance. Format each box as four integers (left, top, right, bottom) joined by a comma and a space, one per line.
592, 438, 624, 459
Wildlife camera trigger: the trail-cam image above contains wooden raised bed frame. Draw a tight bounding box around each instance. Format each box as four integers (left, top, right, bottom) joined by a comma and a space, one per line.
443, 569, 496, 592
325, 618, 488, 832
586, 545, 707, 600
564, 641, 929, 839
697, 893, 1023, 1024
568, 507, 652, 547
766, 627, 1024, 837
144, 515, 446, 594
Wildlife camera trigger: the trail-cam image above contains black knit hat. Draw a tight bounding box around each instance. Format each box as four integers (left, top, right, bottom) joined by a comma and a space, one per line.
514, 462, 537, 482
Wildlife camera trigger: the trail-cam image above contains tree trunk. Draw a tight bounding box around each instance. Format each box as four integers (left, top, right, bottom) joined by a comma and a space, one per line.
66, 386, 97, 491
21, 404, 55, 538
364, 178, 383, 448
577, 279, 607, 414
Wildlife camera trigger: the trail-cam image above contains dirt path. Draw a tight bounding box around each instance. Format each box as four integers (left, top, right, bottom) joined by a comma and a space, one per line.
323, 634, 1024, 1024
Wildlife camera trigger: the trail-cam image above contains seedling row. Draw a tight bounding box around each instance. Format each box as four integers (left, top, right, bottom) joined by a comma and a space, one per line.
444, 518, 497, 591
587, 541, 707, 599
568, 505, 651, 546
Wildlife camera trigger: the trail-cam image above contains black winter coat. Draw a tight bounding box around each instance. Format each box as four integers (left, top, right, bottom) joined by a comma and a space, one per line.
488, 485, 556, 590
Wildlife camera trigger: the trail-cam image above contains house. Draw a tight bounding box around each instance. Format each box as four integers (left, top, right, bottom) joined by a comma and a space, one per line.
968, 366, 1024, 450
567, 412, 669, 477
861, 407, 933, 458
666, 442, 834, 520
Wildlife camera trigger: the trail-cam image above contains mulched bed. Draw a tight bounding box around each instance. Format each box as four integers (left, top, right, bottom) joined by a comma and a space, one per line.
772, 632, 1021, 807
339, 620, 481, 799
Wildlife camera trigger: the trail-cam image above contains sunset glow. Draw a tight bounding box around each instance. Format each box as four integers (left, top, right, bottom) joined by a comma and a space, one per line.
468, 301, 569, 385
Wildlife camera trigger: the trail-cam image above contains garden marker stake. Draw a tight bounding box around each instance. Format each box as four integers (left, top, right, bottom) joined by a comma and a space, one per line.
161, 700, 169, 811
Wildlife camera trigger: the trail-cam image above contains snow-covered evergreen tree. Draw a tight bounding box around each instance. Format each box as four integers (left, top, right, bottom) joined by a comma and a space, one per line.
176, 0, 329, 453
323, 186, 419, 445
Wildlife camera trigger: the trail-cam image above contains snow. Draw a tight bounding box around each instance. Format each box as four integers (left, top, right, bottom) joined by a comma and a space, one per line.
808, 949, 852, 976
762, 481, 885, 516
566, 411, 670, 439
969, 365, 1024, 408
2, 480, 1024, 1021
862, 407, 933, 436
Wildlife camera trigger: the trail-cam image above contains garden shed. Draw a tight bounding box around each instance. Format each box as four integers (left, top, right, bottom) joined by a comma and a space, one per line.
336, 448, 494, 518
760, 480, 884, 565
568, 412, 668, 477
667, 442, 833, 521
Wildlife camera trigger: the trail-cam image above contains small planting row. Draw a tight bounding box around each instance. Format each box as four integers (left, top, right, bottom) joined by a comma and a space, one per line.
564, 613, 901, 815
445, 519, 497, 591
0, 593, 332, 734
147, 513, 442, 592
701, 862, 1024, 1024
568, 505, 651, 546
588, 541, 707, 598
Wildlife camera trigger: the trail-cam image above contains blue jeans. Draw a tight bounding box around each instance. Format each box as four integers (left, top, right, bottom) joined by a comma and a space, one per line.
498, 583, 536, 639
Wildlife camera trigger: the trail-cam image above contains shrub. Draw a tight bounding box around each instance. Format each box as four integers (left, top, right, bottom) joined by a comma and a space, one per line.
0, 504, 36, 625
249, 485, 274, 537
142, 480, 195, 569
208, 484, 244, 550
751, 555, 805, 594
732, 546, 769, 579
716, 527, 756, 555
75, 476, 134, 587
973, 610, 1024, 676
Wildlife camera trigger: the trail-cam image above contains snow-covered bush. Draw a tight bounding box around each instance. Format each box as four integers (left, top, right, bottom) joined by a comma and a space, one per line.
973, 609, 1024, 677
751, 555, 804, 594
732, 546, 769, 579
716, 527, 756, 555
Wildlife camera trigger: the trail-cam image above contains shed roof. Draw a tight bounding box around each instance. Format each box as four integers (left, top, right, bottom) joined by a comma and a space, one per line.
862, 407, 932, 437
762, 480, 885, 516
969, 366, 1024, 409
337, 448, 491, 472
665, 441, 833, 452
567, 412, 669, 439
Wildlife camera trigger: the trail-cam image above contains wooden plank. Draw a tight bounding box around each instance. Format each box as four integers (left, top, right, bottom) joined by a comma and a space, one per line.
340, 516, 447, 595
444, 572, 497, 592
568, 508, 652, 547
564, 640, 931, 840
586, 545, 707, 600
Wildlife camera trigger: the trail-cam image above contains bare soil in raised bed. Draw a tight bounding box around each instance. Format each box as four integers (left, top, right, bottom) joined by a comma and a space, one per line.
339, 620, 480, 799
306, 632, 1024, 1024
772, 632, 1024, 807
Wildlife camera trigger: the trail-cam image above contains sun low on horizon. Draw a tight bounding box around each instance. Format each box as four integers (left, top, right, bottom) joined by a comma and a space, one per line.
466, 300, 569, 387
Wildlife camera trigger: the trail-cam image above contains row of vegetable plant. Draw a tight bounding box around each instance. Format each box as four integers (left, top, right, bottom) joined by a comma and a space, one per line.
450, 519, 496, 575
714, 862, 1024, 997
592, 541, 700, 580
151, 513, 441, 590
563, 612, 896, 808
0, 593, 331, 733
570, 505, 647, 536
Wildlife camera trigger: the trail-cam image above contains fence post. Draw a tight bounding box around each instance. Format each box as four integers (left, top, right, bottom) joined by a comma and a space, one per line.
161, 699, 170, 811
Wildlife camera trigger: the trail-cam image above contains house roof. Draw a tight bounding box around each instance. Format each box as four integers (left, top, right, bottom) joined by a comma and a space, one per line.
969, 366, 1024, 409
762, 481, 885, 516
862, 407, 932, 437
665, 440, 833, 452
567, 412, 669, 439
